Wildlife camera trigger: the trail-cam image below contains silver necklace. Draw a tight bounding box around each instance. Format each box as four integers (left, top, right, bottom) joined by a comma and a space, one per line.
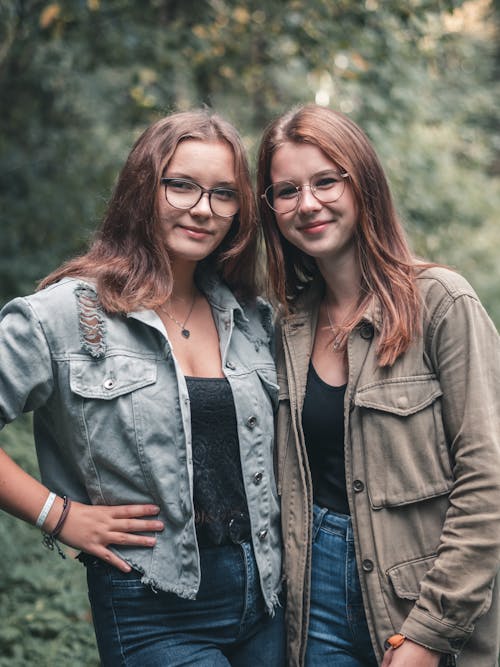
161, 292, 196, 339
325, 298, 342, 351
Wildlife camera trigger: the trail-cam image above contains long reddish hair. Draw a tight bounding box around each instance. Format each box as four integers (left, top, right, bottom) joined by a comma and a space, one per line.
39, 109, 259, 311
257, 104, 424, 367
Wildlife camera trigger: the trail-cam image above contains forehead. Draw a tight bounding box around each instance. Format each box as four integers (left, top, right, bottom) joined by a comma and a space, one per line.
271, 142, 337, 181
166, 139, 236, 183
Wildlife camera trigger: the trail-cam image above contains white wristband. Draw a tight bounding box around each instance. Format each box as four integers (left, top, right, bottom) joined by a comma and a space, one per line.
35, 492, 56, 528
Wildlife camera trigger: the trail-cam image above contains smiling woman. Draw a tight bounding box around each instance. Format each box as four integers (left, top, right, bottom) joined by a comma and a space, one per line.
0, 109, 285, 666
257, 104, 500, 667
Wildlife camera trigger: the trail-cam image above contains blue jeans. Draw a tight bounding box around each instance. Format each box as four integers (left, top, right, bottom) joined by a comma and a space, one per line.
83, 541, 285, 666
306, 505, 378, 667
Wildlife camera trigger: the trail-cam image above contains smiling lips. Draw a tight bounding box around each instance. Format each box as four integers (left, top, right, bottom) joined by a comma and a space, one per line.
298, 220, 333, 234
178, 225, 214, 239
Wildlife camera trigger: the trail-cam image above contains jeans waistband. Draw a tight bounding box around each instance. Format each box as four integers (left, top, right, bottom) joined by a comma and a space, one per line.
312, 503, 353, 542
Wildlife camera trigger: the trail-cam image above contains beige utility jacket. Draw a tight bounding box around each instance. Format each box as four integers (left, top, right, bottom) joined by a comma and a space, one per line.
276, 267, 500, 666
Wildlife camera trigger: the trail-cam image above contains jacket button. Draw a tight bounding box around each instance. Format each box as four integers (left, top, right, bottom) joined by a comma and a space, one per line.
396, 395, 409, 409
253, 471, 263, 484
362, 559, 374, 572
360, 324, 374, 340
103, 378, 115, 390
246, 416, 257, 429
353, 479, 365, 493
258, 529, 268, 540
225, 361, 236, 370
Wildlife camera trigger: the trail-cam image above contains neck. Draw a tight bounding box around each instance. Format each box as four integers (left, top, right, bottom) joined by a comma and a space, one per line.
316, 254, 362, 310
169, 259, 198, 302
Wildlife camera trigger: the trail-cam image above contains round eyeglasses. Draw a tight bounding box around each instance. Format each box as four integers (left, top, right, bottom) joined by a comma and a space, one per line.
261, 170, 349, 214
160, 177, 240, 218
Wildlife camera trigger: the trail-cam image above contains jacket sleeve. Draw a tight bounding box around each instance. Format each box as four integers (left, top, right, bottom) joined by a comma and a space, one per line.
0, 297, 54, 430
400, 286, 500, 654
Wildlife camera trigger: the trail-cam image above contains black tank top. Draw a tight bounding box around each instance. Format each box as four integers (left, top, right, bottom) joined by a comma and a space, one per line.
301, 362, 349, 515
185, 376, 251, 546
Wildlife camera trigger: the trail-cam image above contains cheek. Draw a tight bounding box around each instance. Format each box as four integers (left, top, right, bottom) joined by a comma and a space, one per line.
275, 214, 293, 241
215, 219, 234, 242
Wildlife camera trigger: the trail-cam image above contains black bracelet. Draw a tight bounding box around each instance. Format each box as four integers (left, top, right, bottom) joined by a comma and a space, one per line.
51, 496, 72, 537
41, 496, 72, 560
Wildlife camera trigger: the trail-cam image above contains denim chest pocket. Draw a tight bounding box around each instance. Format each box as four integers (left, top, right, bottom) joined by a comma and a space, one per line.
68, 354, 159, 503
354, 375, 453, 509
70, 354, 157, 399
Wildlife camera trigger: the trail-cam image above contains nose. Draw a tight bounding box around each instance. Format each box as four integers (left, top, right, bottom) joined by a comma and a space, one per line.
298, 185, 321, 214
190, 191, 212, 218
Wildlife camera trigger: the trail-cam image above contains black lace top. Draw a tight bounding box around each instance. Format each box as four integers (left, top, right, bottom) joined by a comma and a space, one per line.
185, 376, 251, 546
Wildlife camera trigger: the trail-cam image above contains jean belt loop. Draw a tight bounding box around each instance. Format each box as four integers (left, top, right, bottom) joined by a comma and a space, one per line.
312, 505, 329, 541
345, 514, 354, 543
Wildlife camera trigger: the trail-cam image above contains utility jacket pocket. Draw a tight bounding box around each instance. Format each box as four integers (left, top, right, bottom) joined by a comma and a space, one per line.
70, 354, 157, 399
386, 554, 437, 600
354, 375, 453, 508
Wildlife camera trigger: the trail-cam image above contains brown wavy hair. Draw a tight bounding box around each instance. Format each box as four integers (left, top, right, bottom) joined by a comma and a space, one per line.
257, 104, 424, 366
39, 109, 259, 311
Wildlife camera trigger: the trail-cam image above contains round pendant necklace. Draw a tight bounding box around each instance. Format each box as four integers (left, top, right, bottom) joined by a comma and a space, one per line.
160, 291, 196, 339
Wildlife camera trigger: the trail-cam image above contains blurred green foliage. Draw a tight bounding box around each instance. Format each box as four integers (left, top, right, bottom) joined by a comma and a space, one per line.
0, 0, 499, 323
0, 0, 499, 662
0, 416, 99, 665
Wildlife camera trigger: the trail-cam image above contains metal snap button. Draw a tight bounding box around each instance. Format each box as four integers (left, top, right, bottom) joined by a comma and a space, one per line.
253, 471, 263, 485
246, 416, 257, 429
360, 324, 374, 340
258, 529, 268, 540
103, 378, 115, 390
353, 479, 365, 493
225, 361, 236, 370
362, 559, 374, 572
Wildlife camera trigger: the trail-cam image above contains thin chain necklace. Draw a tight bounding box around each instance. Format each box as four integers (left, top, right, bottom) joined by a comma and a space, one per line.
325, 297, 342, 351
160, 291, 196, 339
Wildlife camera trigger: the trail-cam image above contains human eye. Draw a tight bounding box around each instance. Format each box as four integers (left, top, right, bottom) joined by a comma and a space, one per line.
314, 172, 341, 189
167, 179, 198, 193
213, 187, 238, 202
274, 181, 297, 199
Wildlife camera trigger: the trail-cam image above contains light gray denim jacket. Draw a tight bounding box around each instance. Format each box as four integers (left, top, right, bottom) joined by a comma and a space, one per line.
0, 274, 282, 612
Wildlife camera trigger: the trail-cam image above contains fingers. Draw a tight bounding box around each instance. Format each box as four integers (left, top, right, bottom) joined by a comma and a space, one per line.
57, 501, 165, 556
113, 518, 164, 534
381, 652, 393, 667
96, 549, 133, 573
108, 531, 159, 547
108, 504, 162, 519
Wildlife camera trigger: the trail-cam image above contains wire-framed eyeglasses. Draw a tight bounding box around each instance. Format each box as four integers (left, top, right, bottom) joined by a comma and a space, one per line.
160, 177, 240, 218
261, 169, 349, 214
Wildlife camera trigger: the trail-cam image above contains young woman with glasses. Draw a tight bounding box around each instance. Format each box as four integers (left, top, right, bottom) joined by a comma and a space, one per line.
0, 109, 284, 666
257, 103, 500, 667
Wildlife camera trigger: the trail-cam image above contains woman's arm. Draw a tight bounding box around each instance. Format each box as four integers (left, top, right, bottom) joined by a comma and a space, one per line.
399, 279, 500, 655
0, 448, 164, 571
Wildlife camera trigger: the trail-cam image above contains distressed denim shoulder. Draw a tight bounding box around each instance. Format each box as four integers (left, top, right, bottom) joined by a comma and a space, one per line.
0, 277, 281, 612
